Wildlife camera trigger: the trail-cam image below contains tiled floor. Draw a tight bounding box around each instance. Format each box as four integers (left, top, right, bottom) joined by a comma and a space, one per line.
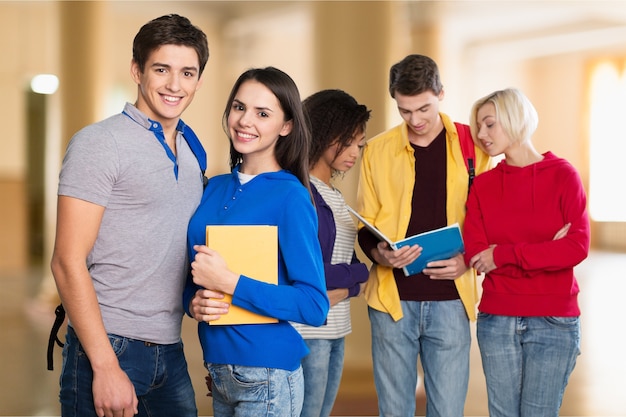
1, 250, 625, 416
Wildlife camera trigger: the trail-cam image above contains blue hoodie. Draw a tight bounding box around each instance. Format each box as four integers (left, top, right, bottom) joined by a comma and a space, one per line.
184, 166, 329, 371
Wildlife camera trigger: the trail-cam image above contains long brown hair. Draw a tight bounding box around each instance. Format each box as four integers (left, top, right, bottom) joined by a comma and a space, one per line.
222, 67, 311, 190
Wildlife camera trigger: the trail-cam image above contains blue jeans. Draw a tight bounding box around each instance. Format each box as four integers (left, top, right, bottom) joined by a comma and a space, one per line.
369, 299, 470, 417
59, 326, 196, 417
207, 363, 304, 417
300, 338, 345, 417
476, 313, 581, 417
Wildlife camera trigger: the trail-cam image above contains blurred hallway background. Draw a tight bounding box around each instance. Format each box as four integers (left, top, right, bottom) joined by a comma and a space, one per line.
2, 1, 626, 415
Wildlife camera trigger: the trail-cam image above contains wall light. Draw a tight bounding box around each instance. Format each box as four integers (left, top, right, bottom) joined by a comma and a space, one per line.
30, 74, 59, 95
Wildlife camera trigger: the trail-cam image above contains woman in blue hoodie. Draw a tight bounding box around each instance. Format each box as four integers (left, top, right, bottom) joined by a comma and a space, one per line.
184, 67, 330, 417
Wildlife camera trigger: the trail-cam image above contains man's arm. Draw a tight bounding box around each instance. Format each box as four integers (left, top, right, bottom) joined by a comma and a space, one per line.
50, 195, 138, 417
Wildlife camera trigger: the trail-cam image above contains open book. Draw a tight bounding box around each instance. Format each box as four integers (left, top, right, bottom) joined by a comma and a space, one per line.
346, 205, 465, 276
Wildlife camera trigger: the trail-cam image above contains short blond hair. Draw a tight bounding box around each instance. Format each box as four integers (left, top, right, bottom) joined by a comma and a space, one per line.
470, 88, 538, 146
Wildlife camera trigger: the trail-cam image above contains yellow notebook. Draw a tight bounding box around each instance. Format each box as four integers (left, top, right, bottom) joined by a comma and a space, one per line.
205, 225, 278, 325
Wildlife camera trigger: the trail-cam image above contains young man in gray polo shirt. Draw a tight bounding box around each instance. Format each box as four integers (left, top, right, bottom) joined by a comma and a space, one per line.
50, 14, 214, 417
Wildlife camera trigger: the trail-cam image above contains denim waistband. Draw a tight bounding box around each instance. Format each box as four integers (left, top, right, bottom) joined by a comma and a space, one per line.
67, 325, 167, 347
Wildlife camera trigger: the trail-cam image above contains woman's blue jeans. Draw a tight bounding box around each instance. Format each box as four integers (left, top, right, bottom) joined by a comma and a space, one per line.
207, 363, 304, 417
369, 299, 470, 417
300, 337, 345, 417
477, 313, 581, 417
59, 326, 197, 417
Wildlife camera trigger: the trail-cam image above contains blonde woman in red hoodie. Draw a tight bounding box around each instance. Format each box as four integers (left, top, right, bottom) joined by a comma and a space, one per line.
463, 88, 590, 417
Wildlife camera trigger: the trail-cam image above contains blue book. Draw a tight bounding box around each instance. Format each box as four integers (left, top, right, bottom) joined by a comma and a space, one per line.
346, 205, 465, 276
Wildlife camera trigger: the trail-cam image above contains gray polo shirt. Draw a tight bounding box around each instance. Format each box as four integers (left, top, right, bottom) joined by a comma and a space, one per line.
58, 103, 203, 344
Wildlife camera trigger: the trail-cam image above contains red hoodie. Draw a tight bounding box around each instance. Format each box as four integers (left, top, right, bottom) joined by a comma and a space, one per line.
463, 151, 590, 317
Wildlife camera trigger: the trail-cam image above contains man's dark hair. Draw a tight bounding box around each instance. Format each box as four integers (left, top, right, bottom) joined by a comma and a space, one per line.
132, 14, 209, 76
388, 54, 443, 98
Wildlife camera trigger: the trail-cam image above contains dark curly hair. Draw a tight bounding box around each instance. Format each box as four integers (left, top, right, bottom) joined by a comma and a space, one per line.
303, 89, 371, 173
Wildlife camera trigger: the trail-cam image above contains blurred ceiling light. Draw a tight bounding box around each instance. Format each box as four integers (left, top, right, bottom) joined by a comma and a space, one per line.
30, 74, 59, 94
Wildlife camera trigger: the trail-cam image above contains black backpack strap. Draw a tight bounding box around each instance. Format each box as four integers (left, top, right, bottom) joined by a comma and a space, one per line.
47, 304, 66, 371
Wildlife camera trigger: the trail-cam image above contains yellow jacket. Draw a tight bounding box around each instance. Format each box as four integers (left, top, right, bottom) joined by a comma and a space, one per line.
357, 113, 492, 321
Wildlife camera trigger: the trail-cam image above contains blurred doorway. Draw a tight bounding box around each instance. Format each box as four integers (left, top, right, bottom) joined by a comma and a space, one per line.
26, 89, 46, 267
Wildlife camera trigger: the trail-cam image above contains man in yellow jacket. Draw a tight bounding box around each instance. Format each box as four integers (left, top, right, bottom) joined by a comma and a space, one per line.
356, 54, 492, 417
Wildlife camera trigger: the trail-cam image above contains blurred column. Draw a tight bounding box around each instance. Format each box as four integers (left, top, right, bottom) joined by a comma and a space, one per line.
311, 1, 393, 137
408, 1, 442, 60
59, 1, 106, 149
310, 1, 394, 205
36, 1, 106, 307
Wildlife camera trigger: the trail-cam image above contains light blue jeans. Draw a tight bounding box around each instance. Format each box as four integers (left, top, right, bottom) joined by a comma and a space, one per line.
60, 326, 197, 417
476, 313, 581, 417
300, 337, 345, 417
207, 363, 304, 417
369, 299, 470, 417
